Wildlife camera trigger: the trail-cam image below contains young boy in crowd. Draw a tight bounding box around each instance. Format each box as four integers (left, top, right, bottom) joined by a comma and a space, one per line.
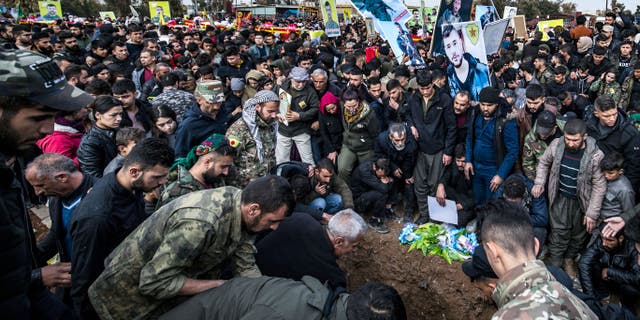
596, 152, 636, 237
103, 127, 146, 175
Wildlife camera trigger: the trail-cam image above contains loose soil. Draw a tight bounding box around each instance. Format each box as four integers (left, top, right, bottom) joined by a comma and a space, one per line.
340, 222, 496, 320
30, 210, 49, 243
29, 209, 497, 319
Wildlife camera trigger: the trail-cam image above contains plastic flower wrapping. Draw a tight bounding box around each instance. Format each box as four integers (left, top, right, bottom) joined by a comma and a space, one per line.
398, 222, 478, 264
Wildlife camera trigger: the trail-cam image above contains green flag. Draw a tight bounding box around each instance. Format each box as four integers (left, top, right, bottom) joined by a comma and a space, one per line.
16, 0, 24, 19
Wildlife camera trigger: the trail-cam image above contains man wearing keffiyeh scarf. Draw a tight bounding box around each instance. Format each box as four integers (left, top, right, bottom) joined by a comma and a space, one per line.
226, 90, 281, 187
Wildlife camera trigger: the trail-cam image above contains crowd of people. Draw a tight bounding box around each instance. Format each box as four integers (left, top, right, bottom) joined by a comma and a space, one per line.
1, 7, 640, 320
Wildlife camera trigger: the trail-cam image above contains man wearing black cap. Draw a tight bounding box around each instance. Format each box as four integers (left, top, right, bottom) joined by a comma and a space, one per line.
465, 87, 519, 205
0, 49, 94, 319
522, 110, 564, 181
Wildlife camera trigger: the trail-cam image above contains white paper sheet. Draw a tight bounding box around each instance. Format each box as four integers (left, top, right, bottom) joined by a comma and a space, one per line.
427, 196, 458, 225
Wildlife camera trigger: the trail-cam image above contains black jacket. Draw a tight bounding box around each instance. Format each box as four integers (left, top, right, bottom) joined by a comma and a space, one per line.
77, 125, 118, 178
105, 55, 135, 78
382, 92, 413, 130
174, 104, 230, 158
373, 129, 417, 180
277, 81, 320, 137
255, 212, 346, 288
119, 99, 154, 132
140, 78, 163, 102
579, 236, 640, 298
318, 111, 344, 155
586, 111, 640, 191
69, 171, 147, 319
408, 88, 457, 155
350, 159, 392, 199
37, 174, 97, 263
546, 78, 577, 98
438, 164, 474, 212
0, 153, 33, 319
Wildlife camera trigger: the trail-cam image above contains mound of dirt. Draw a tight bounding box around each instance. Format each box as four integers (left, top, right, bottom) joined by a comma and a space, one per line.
339, 222, 496, 320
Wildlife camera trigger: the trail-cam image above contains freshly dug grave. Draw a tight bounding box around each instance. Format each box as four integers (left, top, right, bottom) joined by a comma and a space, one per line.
339, 222, 496, 320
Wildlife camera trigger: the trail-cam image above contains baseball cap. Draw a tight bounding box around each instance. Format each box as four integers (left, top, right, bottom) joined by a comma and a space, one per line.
461, 245, 498, 280
195, 80, 225, 103
535, 110, 557, 137
0, 49, 94, 111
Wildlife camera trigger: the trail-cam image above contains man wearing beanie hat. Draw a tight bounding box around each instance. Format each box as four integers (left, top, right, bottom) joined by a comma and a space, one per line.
620, 61, 640, 111
226, 90, 281, 187
465, 87, 519, 205
156, 134, 236, 209
275, 66, 319, 165
30, 31, 54, 56
222, 78, 245, 124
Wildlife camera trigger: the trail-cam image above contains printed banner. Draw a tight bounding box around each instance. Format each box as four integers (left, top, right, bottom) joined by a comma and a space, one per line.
99, 11, 116, 21
321, 0, 340, 37
343, 8, 352, 24
537, 19, 563, 41
483, 18, 510, 54
349, 0, 424, 65
442, 20, 490, 102
38, 1, 62, 21
475, 5, 498, 29
431, 0, 473, 57
149, 1, 171, 25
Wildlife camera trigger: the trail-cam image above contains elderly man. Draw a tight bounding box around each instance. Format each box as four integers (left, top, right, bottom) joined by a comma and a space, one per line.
25, 153, 97, 301
275, 67, 319, 165
88, 176, 294, 320
256, 209, 366, 288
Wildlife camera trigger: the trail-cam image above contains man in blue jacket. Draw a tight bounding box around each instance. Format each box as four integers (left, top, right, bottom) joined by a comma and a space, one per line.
465, 87, 519, 205
174, 80, 229, 158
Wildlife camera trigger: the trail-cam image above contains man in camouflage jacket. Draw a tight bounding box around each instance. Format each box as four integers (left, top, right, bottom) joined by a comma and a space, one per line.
521, 110, 564, 181
226, 90, 280, 187
492, 260, 597, 319
479, 200, 596, 320
88, 176, 294, 320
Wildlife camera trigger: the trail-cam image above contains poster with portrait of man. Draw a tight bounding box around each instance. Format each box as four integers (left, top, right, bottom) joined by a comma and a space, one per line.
38, 1, 62, 21
431, 0, 473, 57
321, 0, 340, 37
99, 11, 116, 21
503, 6, 517, 26
442, 21, 490, 101
475, 5, 499, 29
349, 0, 424, 65
149, 1, 171, 25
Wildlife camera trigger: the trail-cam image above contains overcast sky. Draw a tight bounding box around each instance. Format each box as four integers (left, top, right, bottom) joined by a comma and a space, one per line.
575, 0, 637, 13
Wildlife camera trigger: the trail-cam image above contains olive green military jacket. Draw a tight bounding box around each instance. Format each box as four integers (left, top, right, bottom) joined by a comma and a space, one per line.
88, 187, 261, 320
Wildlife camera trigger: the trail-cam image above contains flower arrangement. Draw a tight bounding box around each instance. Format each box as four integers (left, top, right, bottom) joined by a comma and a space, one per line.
398, 222, 478, 264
